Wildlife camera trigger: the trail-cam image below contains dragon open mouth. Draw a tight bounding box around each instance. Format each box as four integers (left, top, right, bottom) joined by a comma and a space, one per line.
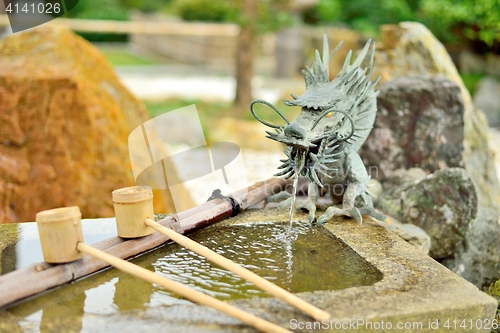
250, 100, 355, 187
249, 37, 378, 188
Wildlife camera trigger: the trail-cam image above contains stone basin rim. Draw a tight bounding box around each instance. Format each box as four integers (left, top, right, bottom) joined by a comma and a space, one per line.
191, 208, 497, 332
0, 208, 497, 333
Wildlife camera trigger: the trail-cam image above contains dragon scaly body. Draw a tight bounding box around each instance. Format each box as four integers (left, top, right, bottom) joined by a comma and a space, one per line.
251, 36, 386, 226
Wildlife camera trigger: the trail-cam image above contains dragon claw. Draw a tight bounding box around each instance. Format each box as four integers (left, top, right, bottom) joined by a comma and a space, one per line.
295, 198, 317, 223
265, 191, 292, 207
278, 198, 293, 210
254, 38, 382, 231
358, 207, 389, 224
316, 215, 328, 226
315, 205, 370, 226
351, 207, 362, 224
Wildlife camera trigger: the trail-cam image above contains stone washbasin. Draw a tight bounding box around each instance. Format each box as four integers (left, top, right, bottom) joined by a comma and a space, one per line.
0, 206, 496, 333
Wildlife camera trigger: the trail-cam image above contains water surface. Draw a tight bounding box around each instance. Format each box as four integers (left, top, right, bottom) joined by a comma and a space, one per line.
2, 222, 382, 332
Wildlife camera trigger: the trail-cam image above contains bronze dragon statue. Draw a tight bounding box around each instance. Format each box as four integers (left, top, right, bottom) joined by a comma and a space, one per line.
251, 36, 387, 226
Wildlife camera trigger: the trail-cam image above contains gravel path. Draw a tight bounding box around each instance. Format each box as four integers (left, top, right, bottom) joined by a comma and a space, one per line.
115, 65, 303, 104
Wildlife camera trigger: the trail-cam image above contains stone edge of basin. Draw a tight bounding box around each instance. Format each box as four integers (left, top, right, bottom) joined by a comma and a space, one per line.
202, 208, 498, 332
3, 207, 497, 333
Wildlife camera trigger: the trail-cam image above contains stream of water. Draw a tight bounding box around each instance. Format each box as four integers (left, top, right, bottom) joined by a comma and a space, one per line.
288, 175, 299, 233
2, 221, 382, 332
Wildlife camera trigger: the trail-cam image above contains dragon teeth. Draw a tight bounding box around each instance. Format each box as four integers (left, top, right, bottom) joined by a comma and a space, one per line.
311, 168, 324, 187
309, 152, 318, 162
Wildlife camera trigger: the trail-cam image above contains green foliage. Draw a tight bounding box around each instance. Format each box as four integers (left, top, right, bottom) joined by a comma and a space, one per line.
307, 0, 500, 52
485, 279, 500, 300
419, 0, 500, 47
304, 0, 417, 35
65, 0, 128, 21
484, 280, 500, 333
65, 0, 129, 42
100, 49, 160, 66
120, 0, 172, 13
170, 0, 237, 22
460, 73, 485, 96
168, 0, 292, 33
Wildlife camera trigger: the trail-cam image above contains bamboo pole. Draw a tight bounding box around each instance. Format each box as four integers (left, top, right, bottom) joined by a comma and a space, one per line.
76, 242, 290, 333
145, 218, 331, 322
0, 178, 290, 308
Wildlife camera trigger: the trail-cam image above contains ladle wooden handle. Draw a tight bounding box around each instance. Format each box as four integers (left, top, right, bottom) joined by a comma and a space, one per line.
76, 242, 290, 333
144, 218, 331, 322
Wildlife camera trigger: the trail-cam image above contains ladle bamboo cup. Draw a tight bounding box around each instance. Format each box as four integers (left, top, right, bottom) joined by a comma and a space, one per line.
35, 206, 290, 333
113, 186, 331, 322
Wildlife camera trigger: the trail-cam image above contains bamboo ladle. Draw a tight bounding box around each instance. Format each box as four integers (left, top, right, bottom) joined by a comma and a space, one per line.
35, 206, 290, 333
112, 186, 331, 322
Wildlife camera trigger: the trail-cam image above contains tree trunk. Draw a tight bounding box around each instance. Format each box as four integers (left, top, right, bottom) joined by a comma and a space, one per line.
234, 0, 257, 116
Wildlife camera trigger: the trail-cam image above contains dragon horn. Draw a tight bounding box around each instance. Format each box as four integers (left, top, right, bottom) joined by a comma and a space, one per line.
322, 34, 329, 77
338, 50, 352, 77
351, 39, 372, 69
329, 40, 343, 62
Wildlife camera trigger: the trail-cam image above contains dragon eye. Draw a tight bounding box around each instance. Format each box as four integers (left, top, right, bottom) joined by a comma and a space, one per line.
325, 112, 333, 118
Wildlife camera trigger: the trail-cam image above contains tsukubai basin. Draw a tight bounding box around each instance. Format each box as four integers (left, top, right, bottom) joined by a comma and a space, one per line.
0, 208, 497, 332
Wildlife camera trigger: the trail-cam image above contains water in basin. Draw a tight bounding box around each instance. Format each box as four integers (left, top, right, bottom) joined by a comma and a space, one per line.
2, 221, 382, 331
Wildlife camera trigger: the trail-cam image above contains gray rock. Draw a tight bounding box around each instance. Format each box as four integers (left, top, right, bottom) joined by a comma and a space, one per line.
384, 216, 431, 255
361, 76, 465, 181
459, 50, 486, 74
486, 54, 500, 77
0, 26, 12, 40
370, 22, 500, 287
472, 76, 500, 127
442, 206, 500, 287
377, 168, 477, 259
386, 167, 428, 188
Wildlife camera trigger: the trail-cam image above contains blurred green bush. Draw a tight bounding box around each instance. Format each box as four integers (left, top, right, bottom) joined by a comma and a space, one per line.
419, 0, 500, 54
61, 0, 499, 54
170, 0, 237, 22
121, 0, 172, 13
64, 0, 129, 42
168, 0, 292, 33
304, 0, 500, 54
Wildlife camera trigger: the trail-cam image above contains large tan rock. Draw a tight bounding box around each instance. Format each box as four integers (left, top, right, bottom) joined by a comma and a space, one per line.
0, 26, 192, 222
370, 22, 500, 287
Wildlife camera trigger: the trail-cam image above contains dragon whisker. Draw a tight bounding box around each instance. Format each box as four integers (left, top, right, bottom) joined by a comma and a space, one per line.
317, 168, 334, 179
250, 99, 290, 128
278, 162, 290, 169
251, 36, 383, 226
310, 168, 323, 187
275, 166, 293, 176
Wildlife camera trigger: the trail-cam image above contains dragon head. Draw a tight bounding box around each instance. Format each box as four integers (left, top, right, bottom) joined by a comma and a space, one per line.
251, 36, 380, 187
